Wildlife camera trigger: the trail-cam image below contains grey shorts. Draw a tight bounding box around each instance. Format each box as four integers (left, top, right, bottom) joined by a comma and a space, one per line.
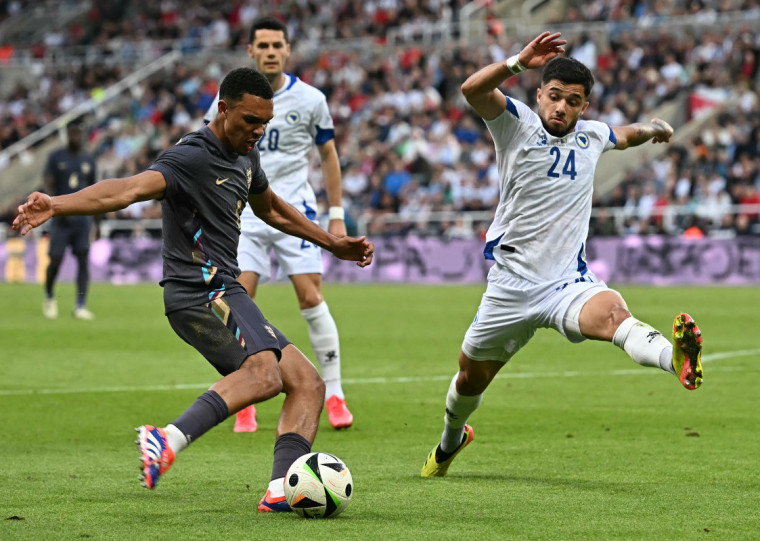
167, 292, 291, 376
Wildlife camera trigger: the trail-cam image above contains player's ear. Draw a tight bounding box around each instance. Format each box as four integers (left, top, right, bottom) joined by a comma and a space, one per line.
247, 43, 255, 59
217, 99, 228, 117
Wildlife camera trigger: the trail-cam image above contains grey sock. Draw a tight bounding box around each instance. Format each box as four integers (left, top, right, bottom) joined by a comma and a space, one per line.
171, 390, 229, 443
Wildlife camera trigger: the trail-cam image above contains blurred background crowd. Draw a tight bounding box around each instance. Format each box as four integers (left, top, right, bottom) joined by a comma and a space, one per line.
1, 0, 759, 240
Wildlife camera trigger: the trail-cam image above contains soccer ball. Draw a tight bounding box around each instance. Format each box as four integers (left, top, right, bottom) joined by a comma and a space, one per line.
284, 452, 353, 518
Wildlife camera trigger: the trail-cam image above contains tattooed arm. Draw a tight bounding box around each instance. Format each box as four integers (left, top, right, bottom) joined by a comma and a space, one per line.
611, 118, 674, 150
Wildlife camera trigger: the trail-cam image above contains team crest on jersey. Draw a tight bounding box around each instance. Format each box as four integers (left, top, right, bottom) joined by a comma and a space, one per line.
285, 111, 300, 124
575, 132, 590, 148
81, 162, 91, 175
245, 167, 252, 188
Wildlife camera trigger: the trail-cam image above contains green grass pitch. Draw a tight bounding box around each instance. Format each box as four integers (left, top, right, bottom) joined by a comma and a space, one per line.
1, 282, 759, 540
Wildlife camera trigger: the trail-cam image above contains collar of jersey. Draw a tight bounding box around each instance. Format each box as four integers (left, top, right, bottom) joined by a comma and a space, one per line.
201, 125, 240, 160
274, 73, 298, 96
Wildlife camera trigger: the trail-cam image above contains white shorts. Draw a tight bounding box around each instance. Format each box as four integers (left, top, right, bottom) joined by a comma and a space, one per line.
462, 264, 614, 363
238, 218, 323, 283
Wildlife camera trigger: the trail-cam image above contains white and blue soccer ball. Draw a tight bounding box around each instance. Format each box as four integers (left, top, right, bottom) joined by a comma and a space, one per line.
284, 452, 353, 518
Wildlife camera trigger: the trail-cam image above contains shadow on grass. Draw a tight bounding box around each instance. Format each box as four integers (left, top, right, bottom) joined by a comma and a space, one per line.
421, 472, 630, 494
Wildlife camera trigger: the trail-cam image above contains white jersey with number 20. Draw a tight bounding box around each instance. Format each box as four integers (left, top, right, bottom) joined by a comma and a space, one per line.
482, 97, 617, 283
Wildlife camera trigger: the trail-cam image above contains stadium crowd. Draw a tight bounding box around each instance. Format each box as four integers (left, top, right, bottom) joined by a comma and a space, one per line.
1, 0, 759, 238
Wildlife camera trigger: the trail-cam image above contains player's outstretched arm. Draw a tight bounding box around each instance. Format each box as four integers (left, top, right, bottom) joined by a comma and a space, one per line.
461, 31, 566, 120
249, 187, 373, 267
12, 170, 167, 236
611, 118, 674, 150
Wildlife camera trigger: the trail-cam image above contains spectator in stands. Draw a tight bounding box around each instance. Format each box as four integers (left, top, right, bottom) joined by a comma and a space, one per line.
589, 207, 619, 237
3, 1, 760, 240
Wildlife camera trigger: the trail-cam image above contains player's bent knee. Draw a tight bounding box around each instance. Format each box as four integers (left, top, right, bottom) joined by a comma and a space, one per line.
579, 291, 632, 340
280, 345, 325, 399
456, 352, 502, 394
609, 305, 632, 328
239, 352, 283, 399
297, 292, 324, 311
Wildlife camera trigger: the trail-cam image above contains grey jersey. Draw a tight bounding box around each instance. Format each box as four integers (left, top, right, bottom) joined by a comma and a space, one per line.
149, 126, 269, 314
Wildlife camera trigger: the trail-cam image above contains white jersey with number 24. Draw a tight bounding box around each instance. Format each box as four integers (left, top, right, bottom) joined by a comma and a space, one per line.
482, 96, 617, 283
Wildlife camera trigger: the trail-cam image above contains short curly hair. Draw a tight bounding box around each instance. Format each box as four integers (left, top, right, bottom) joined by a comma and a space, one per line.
219, 67, 274, 103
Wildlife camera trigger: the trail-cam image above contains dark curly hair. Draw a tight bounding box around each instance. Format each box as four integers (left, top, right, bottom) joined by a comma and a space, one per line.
219, 67, 274, 103
542, 57, 594, 98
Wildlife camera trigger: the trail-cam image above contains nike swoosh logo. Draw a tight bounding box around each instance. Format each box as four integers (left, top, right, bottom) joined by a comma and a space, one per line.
215, 178, 229, 185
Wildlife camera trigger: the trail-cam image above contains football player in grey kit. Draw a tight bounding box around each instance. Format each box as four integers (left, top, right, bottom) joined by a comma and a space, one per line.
13, 67, 374, 509
205, 16, 355, 434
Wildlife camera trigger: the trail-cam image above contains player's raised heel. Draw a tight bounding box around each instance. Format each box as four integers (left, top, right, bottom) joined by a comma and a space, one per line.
258, 489, 292, 513
672, 313, 703, 390
421, 424, 474, 478
135, 425, 175, 489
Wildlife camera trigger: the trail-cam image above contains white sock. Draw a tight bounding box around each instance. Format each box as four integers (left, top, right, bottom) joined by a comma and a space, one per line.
164, 424, 190, 453
301, 302, 344, 399
268, 477, 285, 498
440, 374, 483, 453
612, 317, 675, 374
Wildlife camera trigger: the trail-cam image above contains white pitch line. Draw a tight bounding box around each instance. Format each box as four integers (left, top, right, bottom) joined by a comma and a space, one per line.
0, 349, 758, 397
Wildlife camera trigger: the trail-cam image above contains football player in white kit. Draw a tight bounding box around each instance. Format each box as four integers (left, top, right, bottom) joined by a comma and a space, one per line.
421, 32, 704, 477
205, 17, 354, 445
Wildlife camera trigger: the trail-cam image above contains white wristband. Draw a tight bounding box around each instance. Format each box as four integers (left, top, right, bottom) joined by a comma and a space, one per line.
328, 206, 345, 220
506, 55, 527, 74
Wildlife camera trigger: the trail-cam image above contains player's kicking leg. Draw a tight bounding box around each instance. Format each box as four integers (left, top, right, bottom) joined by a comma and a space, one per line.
136, 351, 283, 491
135, 425, 176, 489
672, 312, 703, 390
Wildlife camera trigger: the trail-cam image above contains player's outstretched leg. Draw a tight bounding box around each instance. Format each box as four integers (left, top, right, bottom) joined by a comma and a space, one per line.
672, 313, 703, 390
135, 425, 176, 489
421, 424, 474, 478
